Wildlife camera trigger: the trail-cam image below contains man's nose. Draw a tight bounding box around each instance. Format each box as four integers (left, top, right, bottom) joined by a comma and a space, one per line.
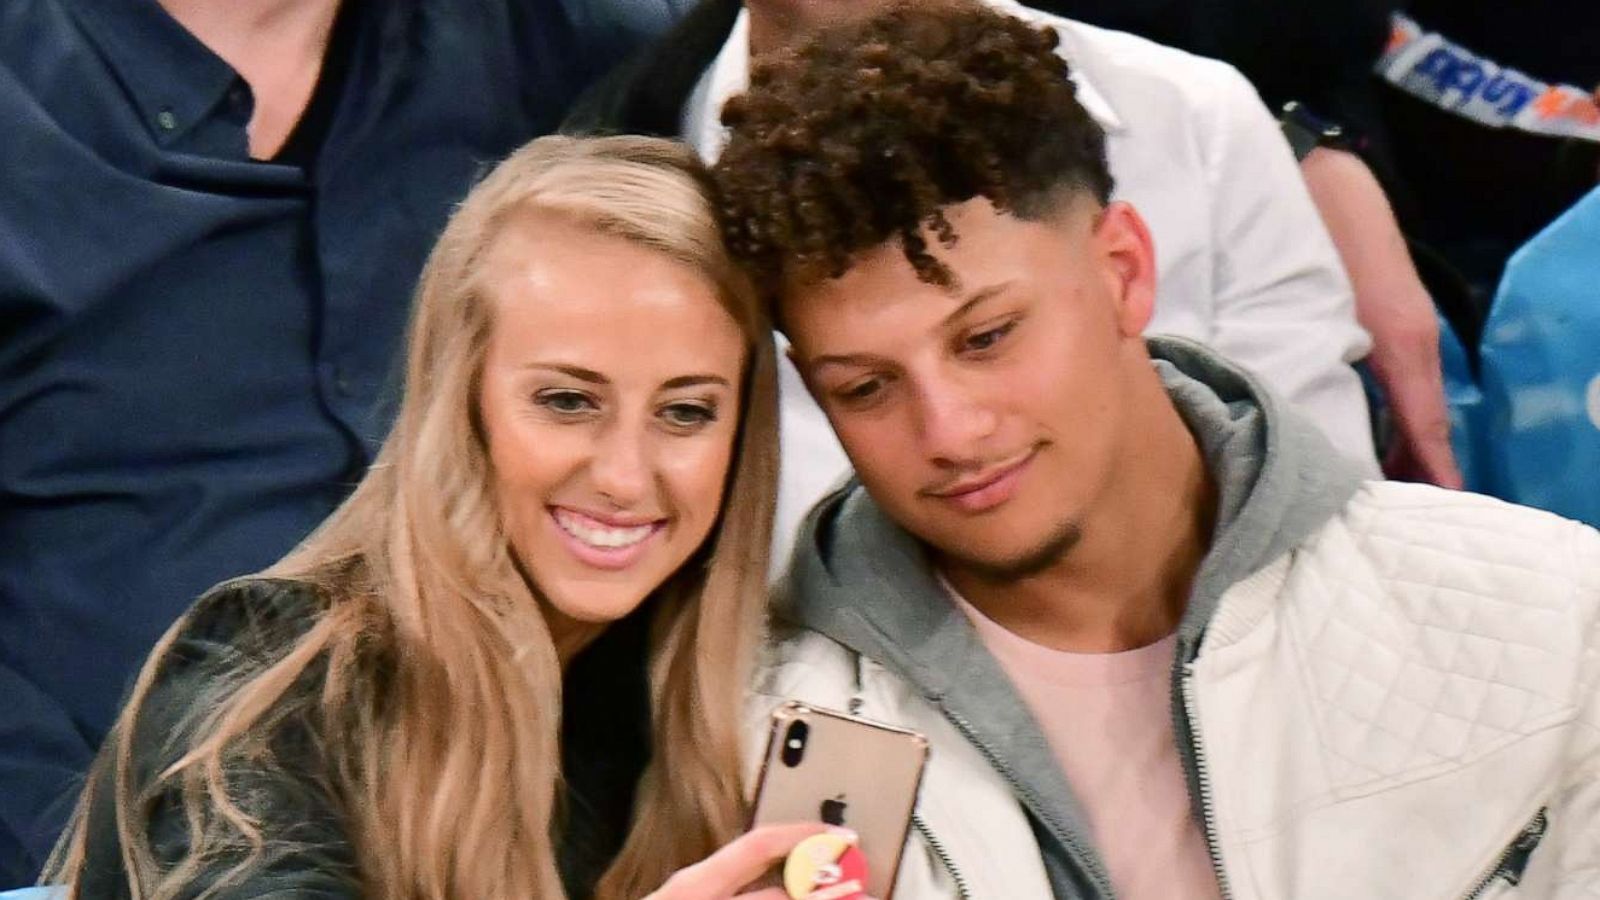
914, 377, 1000, 466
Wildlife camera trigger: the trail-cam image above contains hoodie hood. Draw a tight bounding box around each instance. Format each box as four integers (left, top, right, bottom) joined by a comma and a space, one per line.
776, 336, 1367, 897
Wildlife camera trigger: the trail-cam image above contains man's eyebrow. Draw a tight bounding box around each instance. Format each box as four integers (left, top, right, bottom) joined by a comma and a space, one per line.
809, 351, 885, 371
807, 281, 1016, 373
939, 281, 1015, 328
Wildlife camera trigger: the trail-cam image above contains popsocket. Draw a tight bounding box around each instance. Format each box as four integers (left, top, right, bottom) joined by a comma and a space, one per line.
783, 832, 869, 900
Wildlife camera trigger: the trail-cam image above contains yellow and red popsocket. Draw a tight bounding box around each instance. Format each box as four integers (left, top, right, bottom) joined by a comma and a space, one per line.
784, 832, 869, 900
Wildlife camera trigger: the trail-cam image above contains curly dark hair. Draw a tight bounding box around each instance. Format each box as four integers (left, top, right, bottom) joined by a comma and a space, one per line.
713, 0, 1114, 303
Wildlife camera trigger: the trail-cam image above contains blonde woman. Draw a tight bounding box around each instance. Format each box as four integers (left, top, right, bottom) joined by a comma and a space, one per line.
44, 135, 833, 899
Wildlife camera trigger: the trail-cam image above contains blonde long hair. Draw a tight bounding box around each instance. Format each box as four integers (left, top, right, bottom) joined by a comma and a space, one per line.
48, 135, 779, 899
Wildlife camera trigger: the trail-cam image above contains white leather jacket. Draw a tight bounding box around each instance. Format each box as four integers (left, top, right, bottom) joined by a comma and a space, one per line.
749, 341, 1600, 900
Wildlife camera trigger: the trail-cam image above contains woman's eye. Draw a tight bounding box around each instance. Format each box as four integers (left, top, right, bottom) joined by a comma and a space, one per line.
964, 320, 1017, 353
535, 389, 598, 415
661, 402, 717, 429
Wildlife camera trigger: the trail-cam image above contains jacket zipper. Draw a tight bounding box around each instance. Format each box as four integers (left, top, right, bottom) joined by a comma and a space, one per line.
942, 706, 1116, 898
1459, 809, 1549, 900
1180, 663, 1235, 900
911, 814, 973, 900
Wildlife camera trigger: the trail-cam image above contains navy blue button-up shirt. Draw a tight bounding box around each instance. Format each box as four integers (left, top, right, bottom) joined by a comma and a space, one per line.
0, 0, 648, 879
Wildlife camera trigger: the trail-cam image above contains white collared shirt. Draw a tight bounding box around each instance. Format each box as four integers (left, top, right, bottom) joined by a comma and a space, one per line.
684, 4, 1378, 570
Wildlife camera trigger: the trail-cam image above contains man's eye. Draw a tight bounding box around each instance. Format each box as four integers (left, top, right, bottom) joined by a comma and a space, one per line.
838, 378, 883, 403
534, 389, 598, 414
661, 402, 717, 429
964, 320, 1017, 353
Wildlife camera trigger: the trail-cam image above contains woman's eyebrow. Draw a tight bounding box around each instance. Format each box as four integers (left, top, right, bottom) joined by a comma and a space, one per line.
523, 362, 608, 384
661, 374, 732, 390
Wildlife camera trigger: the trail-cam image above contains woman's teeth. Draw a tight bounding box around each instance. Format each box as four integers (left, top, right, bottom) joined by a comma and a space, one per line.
554, 509, 655, 548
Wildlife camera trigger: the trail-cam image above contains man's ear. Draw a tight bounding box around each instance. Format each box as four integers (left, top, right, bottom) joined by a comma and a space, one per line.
1091, 201, 1157, 336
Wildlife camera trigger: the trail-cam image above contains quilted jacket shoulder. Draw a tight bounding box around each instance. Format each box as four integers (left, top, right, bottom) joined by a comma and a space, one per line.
1186, 482, 1600, 899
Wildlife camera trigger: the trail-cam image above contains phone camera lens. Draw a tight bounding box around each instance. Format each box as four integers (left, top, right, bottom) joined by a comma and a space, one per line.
780, 720, 809, 768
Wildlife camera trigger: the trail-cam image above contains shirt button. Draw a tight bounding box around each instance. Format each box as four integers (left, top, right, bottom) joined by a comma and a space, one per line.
156, 109, 177, 131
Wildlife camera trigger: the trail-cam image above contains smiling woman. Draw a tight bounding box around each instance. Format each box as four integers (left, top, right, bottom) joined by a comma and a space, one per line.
41, 136, 790, 900
476, 209, 749, 651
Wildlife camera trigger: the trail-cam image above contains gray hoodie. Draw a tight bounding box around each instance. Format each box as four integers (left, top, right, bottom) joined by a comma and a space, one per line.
776, 336, 1369, 898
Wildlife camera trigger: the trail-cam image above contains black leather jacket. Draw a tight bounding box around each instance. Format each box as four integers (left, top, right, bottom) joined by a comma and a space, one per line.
70, 576, 655, 898
76, 579, 363, 898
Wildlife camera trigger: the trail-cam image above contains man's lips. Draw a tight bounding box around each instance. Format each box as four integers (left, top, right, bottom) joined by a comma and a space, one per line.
923, 446, 1039, 513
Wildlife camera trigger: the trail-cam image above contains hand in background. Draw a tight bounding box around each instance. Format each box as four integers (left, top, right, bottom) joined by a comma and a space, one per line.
1301, 147, 1464, 488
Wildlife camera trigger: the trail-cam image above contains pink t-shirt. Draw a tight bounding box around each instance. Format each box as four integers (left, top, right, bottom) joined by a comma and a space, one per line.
948, 586, 1222, 900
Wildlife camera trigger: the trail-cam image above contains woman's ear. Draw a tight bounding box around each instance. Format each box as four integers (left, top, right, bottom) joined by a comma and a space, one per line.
1091, 201, 1158, 336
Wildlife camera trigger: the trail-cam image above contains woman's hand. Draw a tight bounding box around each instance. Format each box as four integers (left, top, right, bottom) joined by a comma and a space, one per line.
646, 822, 858, 899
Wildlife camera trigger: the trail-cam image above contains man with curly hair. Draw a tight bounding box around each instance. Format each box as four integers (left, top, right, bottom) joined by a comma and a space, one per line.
567, 0, 1380, 566
715, 5, 1600, 899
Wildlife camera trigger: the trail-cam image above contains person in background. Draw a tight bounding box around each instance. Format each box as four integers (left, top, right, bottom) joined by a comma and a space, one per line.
567, 0, 1380, 565
1379, 0, 1600, 296
714, 6, 1600, 896
1025, 0, 1396, 140
561, 0, 699, 70
1026, 0, 1461, 487
0, 0, 659, 883
43, 135, 826, 900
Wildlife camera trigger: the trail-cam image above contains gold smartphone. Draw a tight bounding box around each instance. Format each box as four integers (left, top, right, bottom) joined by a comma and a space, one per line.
750, 701, 930, 899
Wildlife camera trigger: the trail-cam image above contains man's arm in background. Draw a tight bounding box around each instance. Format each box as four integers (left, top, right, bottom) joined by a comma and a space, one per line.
0, 664, 95, 886
1301, 146, 1462, 487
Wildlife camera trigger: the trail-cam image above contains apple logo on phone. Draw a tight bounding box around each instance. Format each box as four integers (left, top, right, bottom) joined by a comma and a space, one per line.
820, 794, 848, 826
